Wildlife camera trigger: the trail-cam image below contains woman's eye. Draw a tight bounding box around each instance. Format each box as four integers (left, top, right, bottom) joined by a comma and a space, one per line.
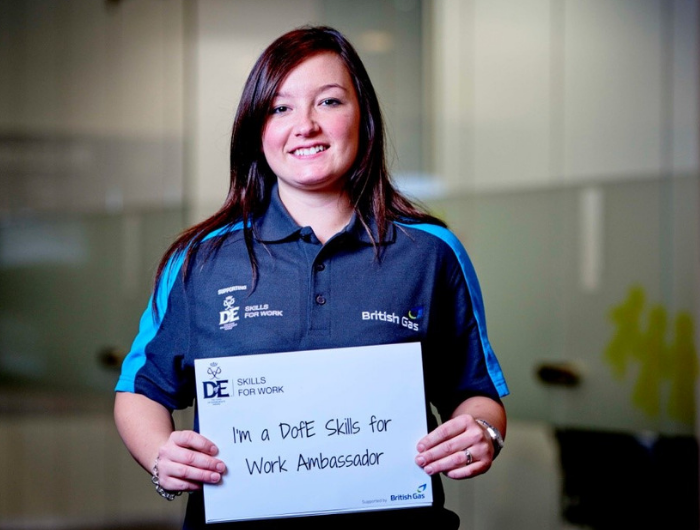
270, 105, 289, 114
321, 98, 341, 106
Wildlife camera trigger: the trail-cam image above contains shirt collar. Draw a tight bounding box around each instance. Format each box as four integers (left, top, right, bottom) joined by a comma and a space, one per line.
252, 185, 301, 243
253, 184, 396, 246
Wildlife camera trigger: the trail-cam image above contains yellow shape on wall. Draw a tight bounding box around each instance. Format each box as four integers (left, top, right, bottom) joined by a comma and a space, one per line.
604, 285, 698, 424
631, 305, 667, 417
604, 286, 645, 379
667, 313, 699, 424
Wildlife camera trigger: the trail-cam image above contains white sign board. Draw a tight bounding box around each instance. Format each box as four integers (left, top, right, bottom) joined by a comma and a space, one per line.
195, 342, 432, 523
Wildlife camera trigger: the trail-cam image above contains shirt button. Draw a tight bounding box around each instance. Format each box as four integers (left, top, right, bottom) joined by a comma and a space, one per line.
315, 263, 326, 272
315, 295, 326, 305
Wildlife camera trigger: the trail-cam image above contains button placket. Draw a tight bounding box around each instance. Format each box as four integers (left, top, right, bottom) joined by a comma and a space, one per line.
309, 251, 331, 330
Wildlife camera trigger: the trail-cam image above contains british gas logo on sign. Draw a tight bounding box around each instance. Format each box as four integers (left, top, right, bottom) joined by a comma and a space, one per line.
389, 483, 428, 502
202, 362, 231, 404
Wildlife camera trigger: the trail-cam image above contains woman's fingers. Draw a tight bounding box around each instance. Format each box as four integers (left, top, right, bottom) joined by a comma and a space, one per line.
415, 415, 492, 478
415, 415, 472, 468
155, 430, 226, 490
417, 415, 475, 453
169, 430, 222, 460
155, 458, 221, 491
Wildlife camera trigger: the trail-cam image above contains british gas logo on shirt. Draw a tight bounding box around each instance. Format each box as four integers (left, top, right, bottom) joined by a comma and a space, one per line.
360, 306, 423, 332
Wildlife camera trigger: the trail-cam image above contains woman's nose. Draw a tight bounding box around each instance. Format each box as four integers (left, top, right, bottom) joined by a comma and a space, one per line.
294, 109, 320, 136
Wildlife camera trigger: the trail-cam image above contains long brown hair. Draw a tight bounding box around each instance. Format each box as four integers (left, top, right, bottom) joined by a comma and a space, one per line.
152, 26, 444, 312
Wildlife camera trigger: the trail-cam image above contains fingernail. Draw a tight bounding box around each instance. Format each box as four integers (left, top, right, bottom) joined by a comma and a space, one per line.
216, 462, 226, 473
424, 466, 434, 475
416, 443, 425, 452
415, 456, 426, 467
211, 472, 221, 483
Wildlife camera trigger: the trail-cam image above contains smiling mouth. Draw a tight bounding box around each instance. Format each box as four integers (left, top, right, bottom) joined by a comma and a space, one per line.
292, 145, 328, 157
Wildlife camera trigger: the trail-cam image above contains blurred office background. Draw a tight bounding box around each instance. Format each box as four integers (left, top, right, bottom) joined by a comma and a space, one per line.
0, 0, 698, 528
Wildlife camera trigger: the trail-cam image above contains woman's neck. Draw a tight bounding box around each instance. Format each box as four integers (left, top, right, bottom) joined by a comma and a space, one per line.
277, 186, 354, 244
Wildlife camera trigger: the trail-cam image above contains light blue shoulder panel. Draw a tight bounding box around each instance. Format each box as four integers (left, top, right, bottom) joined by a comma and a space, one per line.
114, 223, 244, 392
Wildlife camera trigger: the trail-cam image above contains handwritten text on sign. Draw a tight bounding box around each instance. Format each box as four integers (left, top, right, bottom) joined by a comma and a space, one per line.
195, 343, 432, 523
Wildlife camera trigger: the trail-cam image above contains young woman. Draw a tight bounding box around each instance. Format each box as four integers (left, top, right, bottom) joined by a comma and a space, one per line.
115, 26, 508, 529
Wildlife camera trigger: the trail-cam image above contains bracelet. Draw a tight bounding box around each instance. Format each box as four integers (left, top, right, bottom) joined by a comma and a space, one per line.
152, 456, 183, 501
475, 419, 504, 459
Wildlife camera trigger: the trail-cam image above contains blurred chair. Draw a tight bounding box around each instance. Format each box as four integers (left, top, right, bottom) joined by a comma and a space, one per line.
555, 428, 699, 529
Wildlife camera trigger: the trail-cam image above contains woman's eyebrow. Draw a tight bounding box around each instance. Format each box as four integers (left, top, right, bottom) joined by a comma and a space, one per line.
318, 83, 348, 92
274, 83, 349, 99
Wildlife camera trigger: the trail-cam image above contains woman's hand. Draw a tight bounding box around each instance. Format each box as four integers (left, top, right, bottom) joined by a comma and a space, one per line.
414, 395, 506, 480
153, 430, 226, 492
114, 392, 226, 493
414, 414, 493, 479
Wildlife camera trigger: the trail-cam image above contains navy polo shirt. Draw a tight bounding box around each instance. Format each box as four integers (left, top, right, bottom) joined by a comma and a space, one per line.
116, 186, 508, 528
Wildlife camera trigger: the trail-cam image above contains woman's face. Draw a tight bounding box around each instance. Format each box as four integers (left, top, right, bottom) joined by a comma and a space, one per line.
262, 52, 361, 197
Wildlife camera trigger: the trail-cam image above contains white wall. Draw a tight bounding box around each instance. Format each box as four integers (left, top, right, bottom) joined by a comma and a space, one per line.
429, 0, 699, 191
0, 0, 186, 212
0, 1, 184, 138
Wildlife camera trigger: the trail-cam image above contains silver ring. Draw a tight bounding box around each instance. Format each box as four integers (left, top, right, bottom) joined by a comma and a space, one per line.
464, 449, 473, 466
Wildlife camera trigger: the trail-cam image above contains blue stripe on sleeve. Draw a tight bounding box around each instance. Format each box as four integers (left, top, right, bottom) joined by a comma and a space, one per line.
114, 251, 186, 392
399, 222, 509, 397
114, 223, 243, 393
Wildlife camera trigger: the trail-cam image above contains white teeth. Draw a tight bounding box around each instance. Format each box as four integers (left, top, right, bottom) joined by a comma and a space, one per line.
293, 145, 327, 156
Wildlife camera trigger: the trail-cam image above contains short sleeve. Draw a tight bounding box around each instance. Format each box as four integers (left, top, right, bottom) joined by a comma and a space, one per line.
115, 252, 194, 410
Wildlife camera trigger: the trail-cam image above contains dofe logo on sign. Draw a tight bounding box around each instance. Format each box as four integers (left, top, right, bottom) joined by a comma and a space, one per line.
203, 363, 231, 400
